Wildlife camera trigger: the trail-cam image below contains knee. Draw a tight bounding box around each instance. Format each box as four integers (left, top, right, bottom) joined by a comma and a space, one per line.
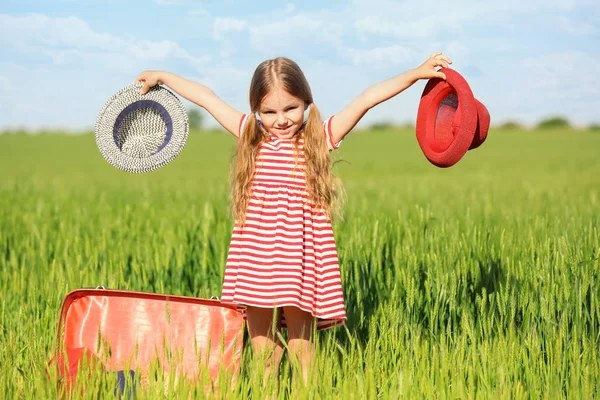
251, 336, 284, 364
271, 344, 284, 364
287, 338, 314, 356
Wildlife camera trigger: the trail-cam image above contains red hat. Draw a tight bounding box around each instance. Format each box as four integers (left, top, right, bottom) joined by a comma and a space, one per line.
416, 68, 490, 167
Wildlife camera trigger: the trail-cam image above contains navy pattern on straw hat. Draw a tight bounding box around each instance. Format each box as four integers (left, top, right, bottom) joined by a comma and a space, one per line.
95, 83, 189, 173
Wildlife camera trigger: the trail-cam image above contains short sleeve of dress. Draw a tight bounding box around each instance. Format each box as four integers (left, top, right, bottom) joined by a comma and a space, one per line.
323, 116, 342, 151
238, 114, 249, 139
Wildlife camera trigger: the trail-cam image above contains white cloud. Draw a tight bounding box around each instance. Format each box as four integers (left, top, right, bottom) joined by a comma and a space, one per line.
355, 14, 464, 39
555, 16, 599, 36
350, 0, 491, 40
211, 17, 249, 58
0, 14, 124, 50
0, 13, 210, 68
343, 45, 413, 66
154, 0, 210, 5
188, 9, 209, 17
0, 13, 212, 131
462, 50, 600, 126
249, 13, 344, 55
195, 65, 251, 107
0, 76, 9, 89
212, 17, 247, 40
522, 51, 599, 99
441, 41, 471, 62
282, 3, 296, 14
350, 0, 598, 40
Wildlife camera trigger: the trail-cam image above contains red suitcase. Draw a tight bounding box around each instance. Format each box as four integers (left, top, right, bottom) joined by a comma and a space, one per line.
48, 287, 246, 394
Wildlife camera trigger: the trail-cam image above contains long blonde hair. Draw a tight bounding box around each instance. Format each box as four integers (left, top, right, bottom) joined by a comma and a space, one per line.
231, 57, 342, 225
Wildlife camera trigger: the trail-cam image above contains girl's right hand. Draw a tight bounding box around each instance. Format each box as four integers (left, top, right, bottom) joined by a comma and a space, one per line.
414, 52, 452, 80
136, 70, 163, 94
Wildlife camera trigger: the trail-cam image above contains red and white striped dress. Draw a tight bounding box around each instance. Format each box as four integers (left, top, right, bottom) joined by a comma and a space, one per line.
220, 114, 346, 330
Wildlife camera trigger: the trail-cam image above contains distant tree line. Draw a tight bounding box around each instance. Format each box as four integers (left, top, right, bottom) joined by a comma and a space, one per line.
497, 116, 600, 131
365, 116, 600, 132
1, 112, 599, 135
187, 109, 203, 130
185, 111, 600, 132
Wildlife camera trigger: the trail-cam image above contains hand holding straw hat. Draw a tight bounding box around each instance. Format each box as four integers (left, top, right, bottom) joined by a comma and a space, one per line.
95, 79, 189, 174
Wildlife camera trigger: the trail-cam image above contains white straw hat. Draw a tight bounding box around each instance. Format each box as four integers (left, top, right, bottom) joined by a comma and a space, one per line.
95, 83, 189, 173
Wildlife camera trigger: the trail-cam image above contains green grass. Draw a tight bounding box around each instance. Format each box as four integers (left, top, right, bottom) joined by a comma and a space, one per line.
1, 128, 599, 398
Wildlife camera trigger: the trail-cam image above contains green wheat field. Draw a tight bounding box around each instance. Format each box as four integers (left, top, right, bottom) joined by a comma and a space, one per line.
1, 128, 599, 399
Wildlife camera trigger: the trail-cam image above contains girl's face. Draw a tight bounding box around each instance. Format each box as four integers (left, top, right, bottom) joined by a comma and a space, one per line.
257, 87, 307, 140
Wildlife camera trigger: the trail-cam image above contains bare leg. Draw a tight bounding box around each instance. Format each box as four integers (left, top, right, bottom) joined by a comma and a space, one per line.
283, 306, 316, 386
246, 306, 284, 389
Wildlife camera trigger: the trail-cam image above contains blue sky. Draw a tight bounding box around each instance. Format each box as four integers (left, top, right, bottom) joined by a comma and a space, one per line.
1, 0, 598, 131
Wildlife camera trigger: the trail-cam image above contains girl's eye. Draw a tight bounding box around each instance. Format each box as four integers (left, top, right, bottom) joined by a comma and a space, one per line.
263, 111, 274, 114
286, 107, 298, 111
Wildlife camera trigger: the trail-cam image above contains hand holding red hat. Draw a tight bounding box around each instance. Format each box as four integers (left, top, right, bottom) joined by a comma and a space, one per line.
414, 52, 453, 81
415, 66, 490, 168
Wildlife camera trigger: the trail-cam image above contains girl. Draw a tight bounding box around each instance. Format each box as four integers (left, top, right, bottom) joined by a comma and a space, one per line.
136, 52, 451, 386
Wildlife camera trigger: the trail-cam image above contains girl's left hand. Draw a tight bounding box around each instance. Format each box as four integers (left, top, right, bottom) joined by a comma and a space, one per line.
415, 52, 452, 80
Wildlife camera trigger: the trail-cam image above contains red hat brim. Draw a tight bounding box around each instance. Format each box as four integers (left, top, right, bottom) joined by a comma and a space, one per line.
416, 68, 479, 168
469, 99, 490, 150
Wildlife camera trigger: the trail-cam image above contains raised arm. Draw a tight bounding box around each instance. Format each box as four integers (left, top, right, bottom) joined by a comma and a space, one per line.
329, 52, 452, 144
136, 71, 244, 137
